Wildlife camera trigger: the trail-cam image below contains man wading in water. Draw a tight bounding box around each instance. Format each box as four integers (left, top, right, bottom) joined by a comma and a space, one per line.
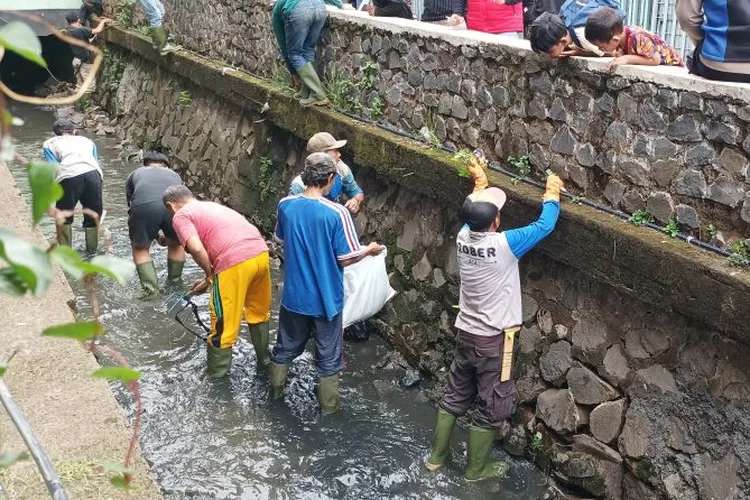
163, 186, 272, 377
426, 160, 564, 480
126, 151, 185, 297
270, 152, 384, 414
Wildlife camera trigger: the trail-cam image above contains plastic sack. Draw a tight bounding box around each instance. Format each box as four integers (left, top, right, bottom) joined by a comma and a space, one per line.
342, 247, 397, 328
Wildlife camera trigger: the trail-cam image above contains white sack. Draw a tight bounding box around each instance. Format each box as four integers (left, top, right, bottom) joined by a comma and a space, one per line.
342, 247, 397, 328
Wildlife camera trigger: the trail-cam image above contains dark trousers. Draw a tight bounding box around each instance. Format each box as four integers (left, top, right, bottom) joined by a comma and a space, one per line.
57, 170, 103, 228
440, 330, 516, 429
271, 306, 344, 377
689, 43, 750, 84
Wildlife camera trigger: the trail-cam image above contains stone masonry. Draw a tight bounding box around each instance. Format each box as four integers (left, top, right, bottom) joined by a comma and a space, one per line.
116, 0, 750, 243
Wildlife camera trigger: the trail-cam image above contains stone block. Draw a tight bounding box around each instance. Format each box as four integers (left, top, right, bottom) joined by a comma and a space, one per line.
744, 135, 750, 154
519, 325, 544, 355
619, 158, 651, 186
490, 85, 510, 108
596, 93, 615, 115
601, 344, 631, 387
672, 170, 708, 198
557, 449, 623, 500
539, 340, 572, 386
571, 314, 610, 366
529, 72, 553, 94
639, 102, 667, 131
651, 159, 680, 187
708, 175, 745, 207
675, 204, 700, 229
646, 191, 675, 223
396, 217, 419, 251
536, 389, 587, 433
528, 99, 547, 120
667, 417, 697, 453
632, 134, 651, 157
589, 399, 627, 444
652, 137, 678, 160
575, 143, 596, 167
604, 122, 631, 152
617, 93, 639, 124
719, 147, 748, 176
451, 95, 468, 120
742, 196, 750, 224
667, 115, 701, 142
461, 126, 479, 148
705, 120, 740, 145
629, 364, 679, 397
438, 93, 452, 115
480, 109, 497, 132
678, 91, 703, 111
568, 165, 590, 190
603, 178, 626, 207
618, 404, 651, 459
522, 294, 539, 324
657, 89, 678, 109
607, 76, 630, 91
555, 324, 569, 340
549, 97, 568, 122
503, 425, 527, 456
412, 252, 433, 281
460, 79, 476, 102
475, 85, 492, 110
567, 364, 619, 405
684, 141, 716, 167
550, 126, 576, 156
516, 365, 548, 404
699, 452, 741, 500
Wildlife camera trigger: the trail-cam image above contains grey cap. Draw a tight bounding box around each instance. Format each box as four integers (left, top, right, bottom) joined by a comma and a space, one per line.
301, 152, 336, 185
52, 119, 75, 135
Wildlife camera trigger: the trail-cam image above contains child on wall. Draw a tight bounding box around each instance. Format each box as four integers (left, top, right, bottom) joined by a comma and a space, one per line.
585, 6, 684, 69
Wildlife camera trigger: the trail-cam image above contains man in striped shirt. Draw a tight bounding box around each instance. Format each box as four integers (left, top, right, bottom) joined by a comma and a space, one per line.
270, 152, 384, 415
421, 0, 467, 27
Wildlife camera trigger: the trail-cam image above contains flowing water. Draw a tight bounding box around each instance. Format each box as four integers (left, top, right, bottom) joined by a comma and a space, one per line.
9, 104, 547, 499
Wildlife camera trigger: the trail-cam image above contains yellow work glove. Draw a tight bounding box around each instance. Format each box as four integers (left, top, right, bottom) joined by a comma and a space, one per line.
466, 155, 489, 193
543, 173, 565, 202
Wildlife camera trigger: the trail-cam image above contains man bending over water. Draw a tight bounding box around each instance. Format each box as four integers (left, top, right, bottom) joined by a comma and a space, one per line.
163, 186, 272, 377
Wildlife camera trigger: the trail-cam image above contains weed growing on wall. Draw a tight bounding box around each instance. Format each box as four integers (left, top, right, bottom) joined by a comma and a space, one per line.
507, 156, 531, 185
178, 90, 193, 107
664, 219, 680, 238
325, 61, 383, 118
258, 156, 277, 202
100, 47, 127, 94
629, 209, 654, 226
116, 0, 138, 28
727, 240, 749, 266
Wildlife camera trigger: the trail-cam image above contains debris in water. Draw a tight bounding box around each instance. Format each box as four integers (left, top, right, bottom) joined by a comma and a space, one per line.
400, 369, 421, 388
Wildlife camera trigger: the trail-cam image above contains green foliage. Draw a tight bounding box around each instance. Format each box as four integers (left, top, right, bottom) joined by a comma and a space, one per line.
507, 156, 531, 185
0, 362, 6, 377
369, 95, 384, 120
270, 65, 294, 93
726, 240, 749, 267
421, 109, 442, 149
135, 26, 151, 36
91, 366, 142, 383
178, 90, 193, 107
100, 47, 127, 94
569, 195, 585, 204
101, 462, 136, 490
453, 149, 474, 178
628, 209, 654, 226
258, 156, 277, 202
529, 431, 543, 458
75, 94, 94, 113
706, 223, 718, 240
43, 321, 104, 341
664, 219, 680, 238
0, 229, 54, 297
325, 61, 383, 117
116, 0, 138, 28
27, 162, 63, 225
0, 21, 46, 67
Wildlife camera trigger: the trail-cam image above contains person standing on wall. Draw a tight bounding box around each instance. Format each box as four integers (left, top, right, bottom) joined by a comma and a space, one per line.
466, 0, 524, 38
676, 0, 750, 84
163, 186, 272, 378
63, 12, 112, 89
271, 0, 342, 107
289, 132, 365, 214
126, 151, 185, 297
425, 158, 564, 481
43, 119, 104, 252
270, 153, 384, 415
137, 0, 178, 55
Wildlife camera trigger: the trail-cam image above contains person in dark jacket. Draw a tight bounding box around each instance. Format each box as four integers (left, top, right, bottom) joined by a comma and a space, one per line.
79, 0, 104, 27
421, 0, 467, 28
676, 0, 750, 83
523, 0, 564, 34
367, 0, 413, 19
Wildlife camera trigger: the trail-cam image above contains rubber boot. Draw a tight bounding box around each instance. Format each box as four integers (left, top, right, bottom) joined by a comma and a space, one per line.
426, 408, 457, 471
206, 344, 233, 378
464, 425, 509, 482
317, 374, 341, 415
84, 226, 99, 253
297, 63, 329, 107
135, 261, 159, 298
294, 83, 310, 100
269, 361, 289, 400
58, 224, 73, 247
150, 26, 176, 55
248, 322, 270, 368
166, 258, 184, 283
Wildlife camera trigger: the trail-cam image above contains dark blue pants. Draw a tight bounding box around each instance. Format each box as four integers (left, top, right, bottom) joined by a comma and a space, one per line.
271, 306, 344, 377
284, 0, 327, 71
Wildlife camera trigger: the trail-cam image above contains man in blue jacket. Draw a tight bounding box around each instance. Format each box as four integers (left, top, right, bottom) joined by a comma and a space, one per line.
677, 0, 750, 83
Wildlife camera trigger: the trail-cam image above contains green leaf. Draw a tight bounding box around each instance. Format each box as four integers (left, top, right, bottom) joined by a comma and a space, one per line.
100, 462, 133, 475
0, 362, 7, 377
0, 229, 53, 297
91, 366, 141, 383
0, 267, 28, 296
27, 162, 63, 225
110, 475, 138, 490
0, 21, 46, 68
50, 245, 86, 280
87, 256, 135, 283
42, 321, 104, 341
0, 451, 28, 468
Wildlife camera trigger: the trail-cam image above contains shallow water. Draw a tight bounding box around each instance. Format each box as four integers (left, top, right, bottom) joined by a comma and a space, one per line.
10, 104, 547, 499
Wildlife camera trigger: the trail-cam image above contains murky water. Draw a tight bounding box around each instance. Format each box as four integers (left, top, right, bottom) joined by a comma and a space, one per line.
10, 104, 547, 499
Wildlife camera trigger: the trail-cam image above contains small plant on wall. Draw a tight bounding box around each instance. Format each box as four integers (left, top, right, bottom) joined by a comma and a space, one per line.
258, 156, 277, 203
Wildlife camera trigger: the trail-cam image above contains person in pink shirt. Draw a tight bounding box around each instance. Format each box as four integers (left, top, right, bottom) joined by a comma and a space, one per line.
163, 185, 272, 378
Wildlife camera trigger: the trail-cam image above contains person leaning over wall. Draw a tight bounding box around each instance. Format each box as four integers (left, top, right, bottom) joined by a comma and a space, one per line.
63, 12, 112, 89
289, 132, 365, 214
426, 157, 564, 481
676, 0, 750, 84
585, 6, 684, 69
126, 151, 185, 298
271, 0, 342, 107
79, 0, 104, 27
466, 0, 524, 39
421, 0, 467, 29
523, 0, 564, 37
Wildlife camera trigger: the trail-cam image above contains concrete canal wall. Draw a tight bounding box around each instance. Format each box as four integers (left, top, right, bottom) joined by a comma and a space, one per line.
95, 15, 750, 500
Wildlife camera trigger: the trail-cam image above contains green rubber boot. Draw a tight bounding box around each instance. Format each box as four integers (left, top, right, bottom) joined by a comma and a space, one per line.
426, 408, 457, 471
248, 322, 270, 368
166, 258, 184, 283
84, 226, 99, 253
297, 63, 329, 107
58, 224, 73, 247
269, 361, 289, 400
464, 425, 509, 482
135, 261, 159, 298
150, 26, 166, 51
206, 344, 233, 378
318, 374, 341, 415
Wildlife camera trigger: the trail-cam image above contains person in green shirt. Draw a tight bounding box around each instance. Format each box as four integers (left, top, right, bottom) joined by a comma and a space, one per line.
272, 0, 342, 107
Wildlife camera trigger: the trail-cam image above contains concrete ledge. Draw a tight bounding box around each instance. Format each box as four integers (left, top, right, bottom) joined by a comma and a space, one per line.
104, 27, 750, 345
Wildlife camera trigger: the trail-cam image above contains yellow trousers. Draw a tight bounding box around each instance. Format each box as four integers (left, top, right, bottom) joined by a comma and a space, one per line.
209, 252, 272, 349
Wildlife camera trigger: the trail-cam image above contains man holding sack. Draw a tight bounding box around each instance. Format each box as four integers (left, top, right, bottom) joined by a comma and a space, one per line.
425, 154, 564, 481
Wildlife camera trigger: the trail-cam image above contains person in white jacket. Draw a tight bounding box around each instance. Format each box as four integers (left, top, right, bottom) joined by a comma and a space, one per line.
42, 119, 103, 251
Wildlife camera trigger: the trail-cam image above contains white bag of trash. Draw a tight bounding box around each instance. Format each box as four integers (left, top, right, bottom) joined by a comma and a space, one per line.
343, 246, 397, 328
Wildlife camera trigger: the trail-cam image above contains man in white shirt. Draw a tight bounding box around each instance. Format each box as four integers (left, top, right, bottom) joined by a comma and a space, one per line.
42, 119, 103, 251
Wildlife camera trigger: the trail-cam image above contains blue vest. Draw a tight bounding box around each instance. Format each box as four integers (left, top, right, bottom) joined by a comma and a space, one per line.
701, 0, 750, 63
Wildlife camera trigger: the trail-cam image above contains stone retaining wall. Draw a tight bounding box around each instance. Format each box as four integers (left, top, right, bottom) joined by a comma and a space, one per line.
93, 42, 750, 500
117, 0, 750, 244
